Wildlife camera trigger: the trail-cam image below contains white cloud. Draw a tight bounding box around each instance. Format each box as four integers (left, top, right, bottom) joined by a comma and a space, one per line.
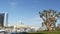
32, 0, 40, 4
10, 2, 16, 6
29, 17, 43, 27
9, 0, 18, 9
30, 17, 43, 22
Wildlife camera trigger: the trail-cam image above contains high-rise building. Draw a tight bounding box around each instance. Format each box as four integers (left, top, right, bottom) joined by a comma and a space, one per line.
4, 12, 8, 26
0, 12, 8, 27
0, 13, 4, 27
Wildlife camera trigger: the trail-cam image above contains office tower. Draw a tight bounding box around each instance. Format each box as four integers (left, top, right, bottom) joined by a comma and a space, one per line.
0, 13, 4, 27
0, 12, 8, 27
4, 12, 8, 26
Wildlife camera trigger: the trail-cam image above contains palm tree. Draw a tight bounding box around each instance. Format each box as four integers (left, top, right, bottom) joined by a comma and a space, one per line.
39, 9, 60, 31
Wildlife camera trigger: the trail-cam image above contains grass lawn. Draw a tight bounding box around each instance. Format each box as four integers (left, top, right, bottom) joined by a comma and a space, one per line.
28, 30, 60, 34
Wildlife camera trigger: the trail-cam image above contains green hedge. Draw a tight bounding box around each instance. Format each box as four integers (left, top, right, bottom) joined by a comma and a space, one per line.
27, 31, 60, 34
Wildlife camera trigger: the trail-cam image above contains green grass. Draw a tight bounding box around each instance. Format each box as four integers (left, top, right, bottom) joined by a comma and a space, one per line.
28, 30, 60, 34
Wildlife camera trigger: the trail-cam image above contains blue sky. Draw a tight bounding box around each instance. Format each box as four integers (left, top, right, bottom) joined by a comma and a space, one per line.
0, 0, 60, 27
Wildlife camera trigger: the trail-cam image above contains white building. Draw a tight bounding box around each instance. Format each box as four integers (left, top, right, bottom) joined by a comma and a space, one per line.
4, 12, 8, 26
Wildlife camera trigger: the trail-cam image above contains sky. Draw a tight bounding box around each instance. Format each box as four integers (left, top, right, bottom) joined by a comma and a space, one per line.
0, 0, 60, 27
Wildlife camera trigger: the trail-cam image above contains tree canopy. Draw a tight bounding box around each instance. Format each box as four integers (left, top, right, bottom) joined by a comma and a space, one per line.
39, 9, 60, 31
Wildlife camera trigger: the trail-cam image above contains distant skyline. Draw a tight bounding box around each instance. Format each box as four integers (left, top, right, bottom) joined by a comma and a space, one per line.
0, 0, 60, 27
